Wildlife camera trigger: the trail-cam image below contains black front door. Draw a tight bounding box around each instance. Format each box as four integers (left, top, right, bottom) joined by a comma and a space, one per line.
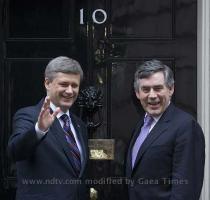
0, 0, 197, 199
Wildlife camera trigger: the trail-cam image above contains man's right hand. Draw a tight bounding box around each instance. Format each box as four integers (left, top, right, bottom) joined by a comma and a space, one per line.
37, 96, 60, 132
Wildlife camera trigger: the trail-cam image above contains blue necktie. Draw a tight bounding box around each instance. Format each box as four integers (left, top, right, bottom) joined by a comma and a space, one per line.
132, 115, 154, 168
60, 114, 81, 175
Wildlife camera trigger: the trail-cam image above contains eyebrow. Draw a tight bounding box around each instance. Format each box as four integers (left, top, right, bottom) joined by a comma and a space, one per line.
141, 84, 164, 88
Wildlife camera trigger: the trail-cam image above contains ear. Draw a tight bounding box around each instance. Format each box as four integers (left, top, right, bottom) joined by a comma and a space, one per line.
168, 85, 174, 97
135, 91, 140, 100
44, 78, 51, 90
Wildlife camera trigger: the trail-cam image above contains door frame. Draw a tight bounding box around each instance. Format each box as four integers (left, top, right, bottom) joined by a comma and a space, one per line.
0, 0, 208, 199
197, 0, 210, 199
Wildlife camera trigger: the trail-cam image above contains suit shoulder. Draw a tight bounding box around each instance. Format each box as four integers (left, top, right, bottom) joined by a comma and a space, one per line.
70, 113, 87, 127
173, 106, 196, 122
14, 104, 40, 121
14, 100, 42, 117
172, 106, 203, 134
15, 105, 38, 113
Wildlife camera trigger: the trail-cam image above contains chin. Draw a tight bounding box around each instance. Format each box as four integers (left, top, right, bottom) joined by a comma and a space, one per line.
60, 102, 73, 109
148, 110, 161, 117
64, 102, 73, 108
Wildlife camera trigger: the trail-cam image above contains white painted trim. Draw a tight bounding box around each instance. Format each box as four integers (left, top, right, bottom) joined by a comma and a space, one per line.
197, 0, 210, 199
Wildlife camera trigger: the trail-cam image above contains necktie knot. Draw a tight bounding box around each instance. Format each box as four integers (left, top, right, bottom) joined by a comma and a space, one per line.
144, 115, 154, 127
60, 113, 69, 123
60, 114, 71, 133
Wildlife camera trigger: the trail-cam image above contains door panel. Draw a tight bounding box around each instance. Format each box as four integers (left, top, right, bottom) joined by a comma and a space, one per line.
8, 0, 74, 38
0, 0, 197, 199
111, 0, 174, 38
0, 0, 88, 198
90, 0, 196, 198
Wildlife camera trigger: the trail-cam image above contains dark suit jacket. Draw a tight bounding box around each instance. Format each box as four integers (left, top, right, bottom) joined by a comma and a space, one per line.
8, 99, 89, 200
126, 104, 205, 200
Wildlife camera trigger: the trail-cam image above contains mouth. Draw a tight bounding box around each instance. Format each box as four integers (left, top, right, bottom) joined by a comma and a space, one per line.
62, 95, 74, 101
148, 101, 160, 109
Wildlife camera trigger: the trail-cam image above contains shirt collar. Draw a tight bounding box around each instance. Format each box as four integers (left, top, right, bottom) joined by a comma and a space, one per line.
145, 113, 162, 123
152, 114, 162, 122
50, 102, 70, 119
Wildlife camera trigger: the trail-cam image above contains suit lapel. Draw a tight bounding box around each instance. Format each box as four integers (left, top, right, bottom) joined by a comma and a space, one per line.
50, 117, 78, 177
131, 104, 175, 173
132, 121, 169, 170
126, 120, 144, 177
71, 115, 87, 177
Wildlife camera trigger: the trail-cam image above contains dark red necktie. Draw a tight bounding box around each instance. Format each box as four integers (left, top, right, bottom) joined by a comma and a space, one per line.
60, 114, 81, 175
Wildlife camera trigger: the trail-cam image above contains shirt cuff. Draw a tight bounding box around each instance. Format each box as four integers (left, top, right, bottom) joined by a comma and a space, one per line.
35, 122, 48, 139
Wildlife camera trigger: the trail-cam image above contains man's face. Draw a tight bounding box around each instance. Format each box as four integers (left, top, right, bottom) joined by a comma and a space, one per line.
45, 72, 81, 112
135, 72, 174, 117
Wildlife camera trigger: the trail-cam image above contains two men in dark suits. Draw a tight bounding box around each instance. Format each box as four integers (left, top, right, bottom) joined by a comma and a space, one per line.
126, 60, 205, 200
8, 56, 88, 200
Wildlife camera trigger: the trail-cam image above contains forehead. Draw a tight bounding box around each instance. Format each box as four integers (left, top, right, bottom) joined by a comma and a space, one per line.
139, 72, 165, 86
53, 72, 80, 82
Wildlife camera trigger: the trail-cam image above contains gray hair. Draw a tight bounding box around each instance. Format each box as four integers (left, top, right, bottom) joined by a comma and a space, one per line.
134, 59, 174, 92
45, 56, 83, 81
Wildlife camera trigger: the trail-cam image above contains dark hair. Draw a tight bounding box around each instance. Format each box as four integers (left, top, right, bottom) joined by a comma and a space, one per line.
134, 59, 174, 92
45, 56, 83, 81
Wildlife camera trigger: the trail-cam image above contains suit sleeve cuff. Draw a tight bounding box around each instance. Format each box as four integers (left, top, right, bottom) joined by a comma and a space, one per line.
35, 122, 48, 139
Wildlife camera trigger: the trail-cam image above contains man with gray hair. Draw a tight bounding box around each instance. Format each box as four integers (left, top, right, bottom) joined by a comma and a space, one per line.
126, 59, 205, 200
8, 56, 89, 200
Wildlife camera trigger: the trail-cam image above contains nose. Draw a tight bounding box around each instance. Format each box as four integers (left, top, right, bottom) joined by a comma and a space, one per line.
66, 85, 73, 94
148, 89, 157, 98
